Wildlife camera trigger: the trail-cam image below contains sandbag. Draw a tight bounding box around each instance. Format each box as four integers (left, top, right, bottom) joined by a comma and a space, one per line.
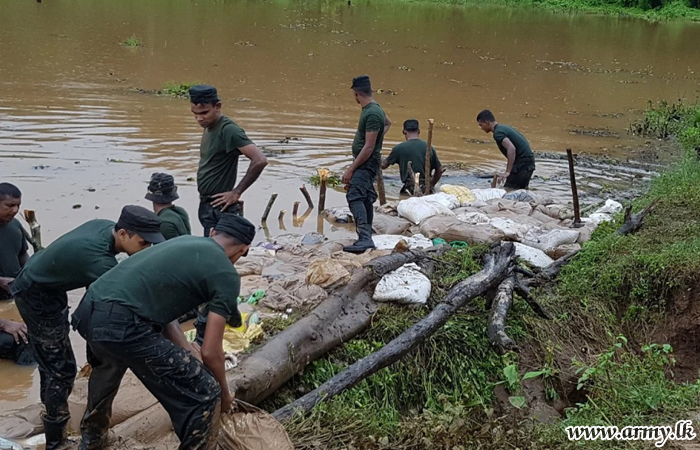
0, 404, 43, 439
322, 206, 354, 223
419, 216, 505, 245
234, 251, 275, 276
68, 368, 158, 433
0, 438, 22, 450
586, 212, 614, 225
522, 229, 580, 253
471, 188, 506, 202
373, 263, 431, 305
376, 201, 399, 216
548, 243, 581, 259
503, 189, 540, 204
305, 251, 378, 290
397, 196, 456, 225
596, 199, 623, 214
372, 214, 412, 235
535, 204, 574, 221
488, 217, 535, 241
372, 234, 433, 250
261, 275, 328, 311
513, 243, 554, 269
440, 184, 477, 206
456, 211, 490, 225
218, 401, 294, 450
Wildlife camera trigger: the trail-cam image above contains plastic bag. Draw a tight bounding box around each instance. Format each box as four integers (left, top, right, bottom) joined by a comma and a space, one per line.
440, 184, 477, 206
373, 263, 431, 305
397, 196, 456, 225
218, 401, 294, 450
372, 234, 433, 250
471, 188, 506, 202
372, 214, 412, 235
513, 243, 554, 269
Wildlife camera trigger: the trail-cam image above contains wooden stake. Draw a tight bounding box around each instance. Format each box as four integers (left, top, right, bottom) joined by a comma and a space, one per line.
491, 174, 499, 189
23, 209, 43, 251
297, 207, 313, 227
566, 149, 582, 227
278, 210, 287, 231
376, 169, 387, 205
261, 193, 278, 223
424, 118, 435, 195
317, 214, 324, 235
317, 169, 329, 212
293, 201, 300, 217
300, 184, 314, 209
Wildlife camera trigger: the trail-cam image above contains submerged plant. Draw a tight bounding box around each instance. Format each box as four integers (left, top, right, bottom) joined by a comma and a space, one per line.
159, 82, 199, 99
121, 35, 142, 47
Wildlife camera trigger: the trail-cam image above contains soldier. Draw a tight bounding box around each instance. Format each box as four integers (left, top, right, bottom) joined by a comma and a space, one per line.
71, 214, 255, 450
145, 172, 191, 240
11, 206, 164, 450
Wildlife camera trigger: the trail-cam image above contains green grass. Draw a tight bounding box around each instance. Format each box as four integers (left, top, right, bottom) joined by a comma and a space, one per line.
121, 35, 141, 47
308, 172, 343, 188
158, 82, 199, 99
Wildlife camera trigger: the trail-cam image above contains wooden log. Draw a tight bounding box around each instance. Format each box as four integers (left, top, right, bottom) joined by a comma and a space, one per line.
566, 148, 583, 227
488, 275, 518, 355
424, 119, 435, 195
300, 184, 314, 209
23, 209, 43, 251
297, 206, 313, 227
317, 169, 329, 212
111, 247, 449, 445
376, 169, 387, 205
273, 243, 514, 422
405, 163, 419, 197
261, 193, 278, 223
616, 199, 658, 236
278, 210, 287, 231
514, 279, 553, 320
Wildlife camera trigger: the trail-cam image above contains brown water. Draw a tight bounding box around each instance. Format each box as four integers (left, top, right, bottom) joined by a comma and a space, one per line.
1, 0, 700, 417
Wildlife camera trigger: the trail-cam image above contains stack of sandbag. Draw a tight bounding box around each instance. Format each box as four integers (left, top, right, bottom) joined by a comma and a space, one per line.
397, 193, 458, 224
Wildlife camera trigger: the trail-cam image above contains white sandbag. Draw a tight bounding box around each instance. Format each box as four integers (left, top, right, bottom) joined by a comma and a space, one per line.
503, 189, 540, 204
596, 199, 623, 215
522, 229, 580, 253
323, 206, 354, 223
372, 234, 433, 250
397, 196, 455, 225
456, 211, 490, 225
535, 204, 575, 221
420, 216, 505, 245
440, 184, 477, 206
425, 192, 460, 210
548, 243, 581, 259
372, 214, 412, 235
513, 243, 554, 269
488, 218, 535, 241
586, 213, 614, 225
373, 263, 431, 305
471, 188, 506, 202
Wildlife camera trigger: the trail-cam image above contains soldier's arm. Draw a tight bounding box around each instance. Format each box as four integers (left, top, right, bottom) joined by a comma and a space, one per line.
202, 312, 233, 411
234, 143, 268, 197
384, 114, 392, 137
501, 138, 517, 176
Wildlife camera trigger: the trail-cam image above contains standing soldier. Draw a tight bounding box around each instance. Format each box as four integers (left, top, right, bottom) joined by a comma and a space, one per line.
71, 214, 255, 450
10, 206, 164, 450
342, 75, 391, 253
145, 172, 192, 240
476, 110, 536, 191
188, 85, 268, 236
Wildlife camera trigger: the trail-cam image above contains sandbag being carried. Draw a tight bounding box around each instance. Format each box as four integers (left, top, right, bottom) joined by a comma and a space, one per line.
440, 184, 477, 206
513, 243, 554, 269
420, 216, 505, 245
397, 195, 456, 225
471, 188, 506, 202
218, 401, 294, 450
373, 263, 431, 305
372, 214, 412, 235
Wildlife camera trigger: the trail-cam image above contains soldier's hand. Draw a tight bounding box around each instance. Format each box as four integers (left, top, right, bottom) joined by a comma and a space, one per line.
498, 172, 510, 185
0, 320, 28, 345
0, 277, 14, 292
190, 343, 202, 362
342, 169, 354, 185
211, 191, 241, 212
221, 390, 234, 413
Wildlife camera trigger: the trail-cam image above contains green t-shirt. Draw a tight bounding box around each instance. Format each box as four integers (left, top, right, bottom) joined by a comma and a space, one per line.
493, 124, 536, 173
85, 236, 240, 325
158, 206, 191, 241
0, 219, 28, 278
351, 102, 386, 168
11, 219, 117, 294
197, 116, 254, 197
386, 139, 441, 185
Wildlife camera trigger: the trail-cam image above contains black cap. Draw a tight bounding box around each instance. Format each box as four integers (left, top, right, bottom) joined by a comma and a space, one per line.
214, 214, 256, 245
188, 85, 219, 104
116, 205, 165, 244
351, 75, 371, 90
403, 119, 420, 132
145, 173, 179, 204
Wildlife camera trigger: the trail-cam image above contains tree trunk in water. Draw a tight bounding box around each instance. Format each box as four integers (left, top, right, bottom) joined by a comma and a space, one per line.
110, 247, 448, 445
272, 243, 515, 422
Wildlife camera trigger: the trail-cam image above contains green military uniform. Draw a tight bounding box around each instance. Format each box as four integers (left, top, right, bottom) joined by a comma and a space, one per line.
158, 205, 191, 240
0, 218, 28, 300
197, 116, 253, 236
71, 236, 241, 450
493, 124, 536, 189
385, 139, 441, 194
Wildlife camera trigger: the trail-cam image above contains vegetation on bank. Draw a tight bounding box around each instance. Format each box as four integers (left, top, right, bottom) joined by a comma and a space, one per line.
265, 100, 700, 449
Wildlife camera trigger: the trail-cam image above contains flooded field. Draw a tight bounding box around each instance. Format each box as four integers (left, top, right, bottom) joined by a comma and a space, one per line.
1, 0, 700, 416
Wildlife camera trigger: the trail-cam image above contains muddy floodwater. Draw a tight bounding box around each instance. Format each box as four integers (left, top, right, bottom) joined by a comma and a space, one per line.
2, 0, 700, 417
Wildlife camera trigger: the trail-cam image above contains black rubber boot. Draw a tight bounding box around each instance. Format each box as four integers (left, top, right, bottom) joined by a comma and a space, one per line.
344, 201, 376, 254
44, 418, 69, 450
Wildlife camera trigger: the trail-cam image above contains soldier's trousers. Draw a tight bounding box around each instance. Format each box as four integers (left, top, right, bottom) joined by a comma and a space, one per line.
14, 285, 76, 448
72, 300, 221, 450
